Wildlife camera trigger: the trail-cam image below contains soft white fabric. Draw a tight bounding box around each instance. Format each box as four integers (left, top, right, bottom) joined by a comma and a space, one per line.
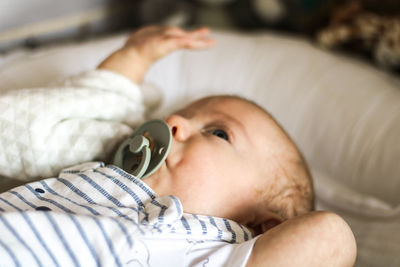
0, 70, 145, 181
0, 162, 255, 267
1, 30, 400, 266
314, 170, 400, 267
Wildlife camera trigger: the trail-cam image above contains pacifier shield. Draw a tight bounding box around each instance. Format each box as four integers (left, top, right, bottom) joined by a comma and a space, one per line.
113, 119, 172, 179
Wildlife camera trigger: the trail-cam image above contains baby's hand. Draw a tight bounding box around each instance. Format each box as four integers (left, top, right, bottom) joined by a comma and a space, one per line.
98, 26, 215, 83
123, 25, 215, 64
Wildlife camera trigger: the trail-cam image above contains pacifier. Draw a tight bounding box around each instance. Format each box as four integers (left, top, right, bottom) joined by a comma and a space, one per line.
113, 119, 172, 179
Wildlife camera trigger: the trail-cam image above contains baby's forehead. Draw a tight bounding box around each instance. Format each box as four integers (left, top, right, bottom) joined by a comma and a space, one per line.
178, 97, 283, 138
179, 96, 266, 117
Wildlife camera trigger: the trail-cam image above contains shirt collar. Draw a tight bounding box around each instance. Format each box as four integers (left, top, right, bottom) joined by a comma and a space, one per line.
106, 165, 254, 243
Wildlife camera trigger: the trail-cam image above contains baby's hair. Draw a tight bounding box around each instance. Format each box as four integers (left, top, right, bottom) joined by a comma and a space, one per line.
198, 94, 315, 220
263, 150, 315, 220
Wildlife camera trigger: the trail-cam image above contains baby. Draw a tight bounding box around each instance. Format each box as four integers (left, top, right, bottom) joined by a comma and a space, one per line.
0, 26, 356, 266
144, 95, 313, 228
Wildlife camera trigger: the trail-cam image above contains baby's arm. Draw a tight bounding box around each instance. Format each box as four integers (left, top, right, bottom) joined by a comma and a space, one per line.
98, 25, 215, 83
247, 211, 357, 267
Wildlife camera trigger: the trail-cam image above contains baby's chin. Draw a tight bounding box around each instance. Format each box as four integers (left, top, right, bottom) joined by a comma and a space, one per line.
142, 162, 171, 195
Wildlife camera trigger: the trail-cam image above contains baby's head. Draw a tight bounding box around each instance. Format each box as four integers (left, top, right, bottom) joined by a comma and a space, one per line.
144, 95, 314, 234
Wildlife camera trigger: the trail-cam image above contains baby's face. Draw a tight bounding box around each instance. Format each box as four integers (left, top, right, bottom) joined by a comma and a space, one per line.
144, 97, 292, 224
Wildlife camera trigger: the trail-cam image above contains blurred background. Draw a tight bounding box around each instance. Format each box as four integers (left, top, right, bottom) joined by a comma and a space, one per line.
1, 0, 399, 72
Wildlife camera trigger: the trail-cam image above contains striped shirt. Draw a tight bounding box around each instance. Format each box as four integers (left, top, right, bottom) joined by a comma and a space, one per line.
0, 162, 256, 267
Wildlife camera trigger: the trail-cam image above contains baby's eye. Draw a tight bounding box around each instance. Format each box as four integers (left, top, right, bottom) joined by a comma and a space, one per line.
212, 129, 229, 141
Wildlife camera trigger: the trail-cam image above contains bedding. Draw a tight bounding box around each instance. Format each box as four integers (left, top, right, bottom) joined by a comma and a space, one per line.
1, 30, 400, 266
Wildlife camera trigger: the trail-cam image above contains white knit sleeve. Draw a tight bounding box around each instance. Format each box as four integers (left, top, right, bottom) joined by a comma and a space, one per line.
0, 70, 146, 181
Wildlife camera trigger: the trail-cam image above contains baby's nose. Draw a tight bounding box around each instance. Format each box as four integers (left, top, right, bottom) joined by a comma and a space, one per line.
165, 114, 192, 142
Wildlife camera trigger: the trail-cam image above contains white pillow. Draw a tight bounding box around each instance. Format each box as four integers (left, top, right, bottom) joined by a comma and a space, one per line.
313, 170, 400, 267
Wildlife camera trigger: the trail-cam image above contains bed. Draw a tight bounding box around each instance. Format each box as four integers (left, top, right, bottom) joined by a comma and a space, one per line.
1, 29, 400, 266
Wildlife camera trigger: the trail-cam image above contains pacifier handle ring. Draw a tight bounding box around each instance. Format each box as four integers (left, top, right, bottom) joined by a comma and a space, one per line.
112, 119, 172, 179
129, 136, 151, 178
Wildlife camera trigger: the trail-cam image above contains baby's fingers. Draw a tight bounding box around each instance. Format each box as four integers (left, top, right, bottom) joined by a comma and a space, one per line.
158, 28, 215, 55
184, 27, 215, 49
186, 27, 211, 38
160, 35, 214, 55
181, 36, 216, 49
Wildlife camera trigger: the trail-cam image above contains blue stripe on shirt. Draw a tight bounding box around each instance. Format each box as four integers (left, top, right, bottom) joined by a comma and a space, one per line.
193, 215, 208, 235
110, 217, 133, 248
0, 215, 43, 267
40, 180, 101, 215
106, 165, 155, 199
0, 197, 22, 211
208, 216, 223, 240
107, 207, 144, 233
170, 196, 183, 215
157, 206, 167, 224
21, 212, 60, 267
67, 214, 100, 267
41, 178, 144, 233
150, 198, 168, 210
24, 185, 74, 213
94, 169, 144, 207
91, 216, 122, 267
55, 177, 138, 214
55, 177, 97, 204
70, 175, 143, 232
41, 180, 143, 234
0, 238, 21, 267
223, 218, 236, 243
9, 191, 37, 209
180, 216, 191, 235
78, 173, 126, 208
44, 212, 79, 267
238, 224, 249, 241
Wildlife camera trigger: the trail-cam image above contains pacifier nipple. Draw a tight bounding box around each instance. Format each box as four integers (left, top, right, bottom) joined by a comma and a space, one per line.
143, 132, 156, 153
113, 119, 172, 179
